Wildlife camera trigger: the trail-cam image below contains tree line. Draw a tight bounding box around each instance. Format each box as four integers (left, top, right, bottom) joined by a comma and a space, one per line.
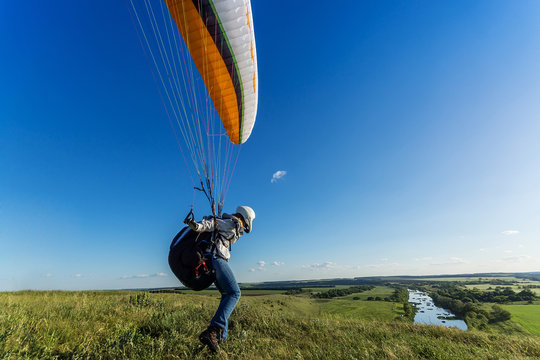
424, 284, 538, 329
435, 285, 536, 304
311, 285, 375, 299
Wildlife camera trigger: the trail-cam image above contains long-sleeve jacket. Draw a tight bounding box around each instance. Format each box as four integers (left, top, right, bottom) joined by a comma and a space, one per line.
191, 213, 243, 261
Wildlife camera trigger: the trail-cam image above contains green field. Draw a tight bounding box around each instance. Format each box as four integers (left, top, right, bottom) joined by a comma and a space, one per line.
502, 304, 540, 337
318, 298, 403, 321
464, 284, 540, 296
1, 290, 539, 359
305, 286, 402, 320
294, 286, 403, 319
350, 285, 395, 300
417, 276, 524, 282
174, 289, 285, 296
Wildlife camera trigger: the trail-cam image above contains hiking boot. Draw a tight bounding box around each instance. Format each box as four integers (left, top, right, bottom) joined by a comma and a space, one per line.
199, 326, 222, 352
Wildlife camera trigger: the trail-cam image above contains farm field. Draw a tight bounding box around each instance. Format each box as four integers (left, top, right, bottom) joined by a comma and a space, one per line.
318, 298, 403, 321
502, 304, 540, 337
417, 276, 523, 282
1, 290, 539, 359
464, 284, 540, 296
346, 285, 395, 300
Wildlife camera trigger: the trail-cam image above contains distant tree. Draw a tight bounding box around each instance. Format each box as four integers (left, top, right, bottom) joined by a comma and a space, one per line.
403, 303, 410, 316
465, 311, 488, 330
516, 289, 535, 301
310, 285, 374, 299
284, 288, 304, 295
490, 305, 511, 323
501, 287, 516, 297
389, 288, 409, 303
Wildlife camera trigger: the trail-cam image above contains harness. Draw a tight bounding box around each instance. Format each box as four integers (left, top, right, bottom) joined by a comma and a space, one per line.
194, 261, 209, 277
184, 208, 241, 261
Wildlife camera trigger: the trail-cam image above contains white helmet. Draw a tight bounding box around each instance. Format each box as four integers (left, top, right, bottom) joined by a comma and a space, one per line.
236, 206, 256, 233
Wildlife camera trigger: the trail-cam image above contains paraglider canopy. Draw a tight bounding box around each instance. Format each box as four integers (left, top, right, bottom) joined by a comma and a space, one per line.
128, 0, 258, 214
165, 0, 258, 145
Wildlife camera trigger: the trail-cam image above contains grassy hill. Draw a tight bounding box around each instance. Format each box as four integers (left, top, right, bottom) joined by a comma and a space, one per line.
502, 304, 540, 337
1, 291, 539, 359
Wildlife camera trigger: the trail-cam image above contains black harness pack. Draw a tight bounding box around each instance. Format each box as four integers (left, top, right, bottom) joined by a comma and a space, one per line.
168, 227, 215, 291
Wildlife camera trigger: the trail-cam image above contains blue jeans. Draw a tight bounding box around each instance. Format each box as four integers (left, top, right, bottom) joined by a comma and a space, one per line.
210, 256, 241, 339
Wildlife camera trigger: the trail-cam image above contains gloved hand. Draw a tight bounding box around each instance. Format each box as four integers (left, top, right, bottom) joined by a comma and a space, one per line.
185, 218, 198, 231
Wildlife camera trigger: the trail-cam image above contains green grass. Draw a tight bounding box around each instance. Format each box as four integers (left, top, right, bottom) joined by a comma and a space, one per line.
502, 304, 540, 337
174, 289, 285, 296
318, 298, 403, 321
0, 291, 539, 359
350, 285, 395, 300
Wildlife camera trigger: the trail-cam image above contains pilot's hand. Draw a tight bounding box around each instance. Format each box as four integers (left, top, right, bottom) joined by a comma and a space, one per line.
185, 218, 198, 231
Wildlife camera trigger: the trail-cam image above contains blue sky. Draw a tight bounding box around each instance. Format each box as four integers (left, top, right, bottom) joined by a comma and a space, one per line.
1, 1, 539, 291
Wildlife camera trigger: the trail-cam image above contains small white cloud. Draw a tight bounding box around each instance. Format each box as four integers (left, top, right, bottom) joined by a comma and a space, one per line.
366, 262, 399, 268
272, 261, 284, 266
42, 273, 53, 278
251, 261, 267, 272
271, 170, 287, 183
430, 257, 467, 266
502, 230, 519, 236
366, 264, 382, 269
120, 272, 167, 280
502, 255, 532, 263
73, 274, 82, 278
380, 258, 388, 262
301, 261, 335, 270
504, 250, 513, 254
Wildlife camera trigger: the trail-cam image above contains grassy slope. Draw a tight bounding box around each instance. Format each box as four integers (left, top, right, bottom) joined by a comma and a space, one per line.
1, 291, 539, 359
502, 305, 540, 337
318, 299, 403, 321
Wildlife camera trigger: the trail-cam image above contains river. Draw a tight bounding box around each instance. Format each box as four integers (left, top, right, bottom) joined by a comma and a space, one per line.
408, 289, 468, 330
